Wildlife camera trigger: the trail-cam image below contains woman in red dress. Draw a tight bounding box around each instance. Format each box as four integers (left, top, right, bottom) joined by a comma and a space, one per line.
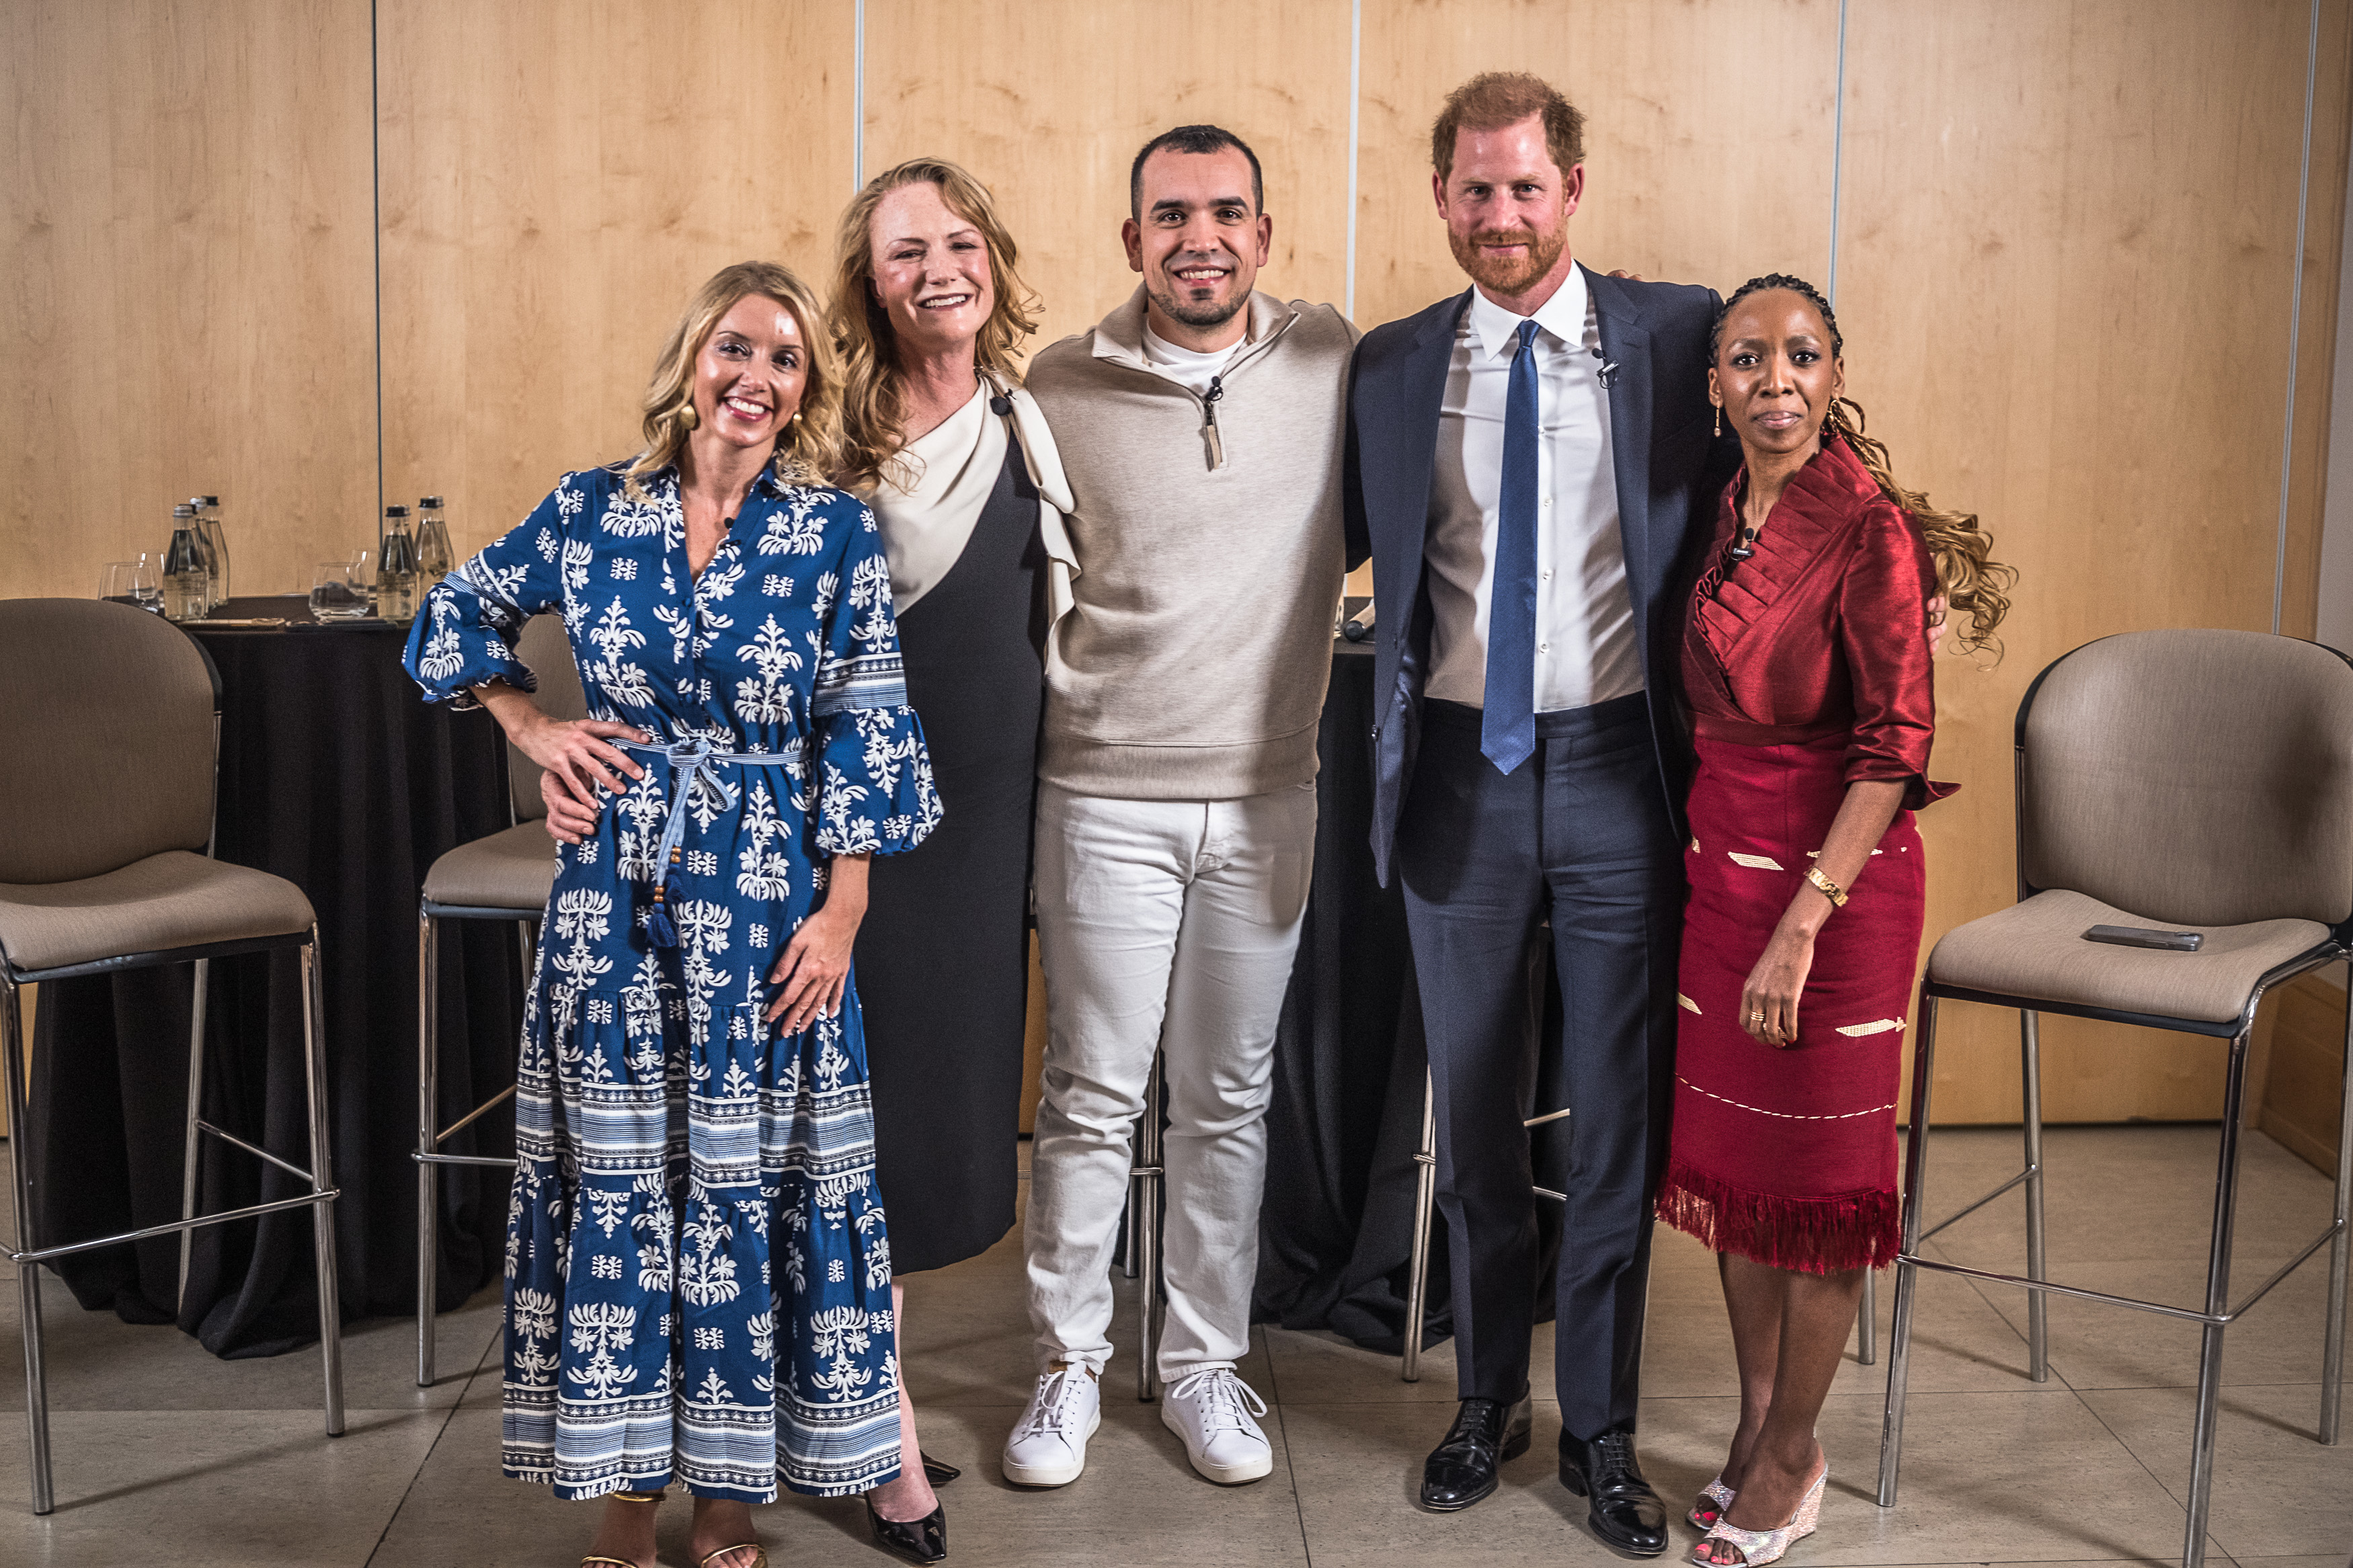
1657, 275, 2011, 1567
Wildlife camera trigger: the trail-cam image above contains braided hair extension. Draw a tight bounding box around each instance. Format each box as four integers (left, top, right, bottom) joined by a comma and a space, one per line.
1712, 274, 2015, 657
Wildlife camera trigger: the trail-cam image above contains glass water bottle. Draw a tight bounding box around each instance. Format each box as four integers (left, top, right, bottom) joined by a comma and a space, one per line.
163, 504, 209, 622
377, 505, 421, 624
415, 495, 454, 585
194, 493, 231, 606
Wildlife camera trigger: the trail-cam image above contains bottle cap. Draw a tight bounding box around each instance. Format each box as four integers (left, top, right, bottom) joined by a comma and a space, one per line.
384, 504, 410, 518
173, 503, 196, 518
420, 495, 444, 508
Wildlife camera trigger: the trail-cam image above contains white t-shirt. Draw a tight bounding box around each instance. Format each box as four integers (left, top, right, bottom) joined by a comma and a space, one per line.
1142, 321, 1244, 396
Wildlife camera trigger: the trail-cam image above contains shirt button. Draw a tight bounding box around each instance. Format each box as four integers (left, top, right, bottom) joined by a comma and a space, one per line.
1542, 497, 1553, 508
1540, 642, 1551, 653
1541, 570, 1552, 581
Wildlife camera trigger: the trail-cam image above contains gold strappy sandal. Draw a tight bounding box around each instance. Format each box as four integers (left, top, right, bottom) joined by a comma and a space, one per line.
696, 1546, 769, 1568
580, 1489, 666, 1568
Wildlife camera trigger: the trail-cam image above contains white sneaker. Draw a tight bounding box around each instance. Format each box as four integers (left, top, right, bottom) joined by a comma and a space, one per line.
1160, 1368, 1274, 1484
1002, 1365, 1103, 1487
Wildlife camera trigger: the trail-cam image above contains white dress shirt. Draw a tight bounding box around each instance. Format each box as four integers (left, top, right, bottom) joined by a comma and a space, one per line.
1423, 266, 1642, 712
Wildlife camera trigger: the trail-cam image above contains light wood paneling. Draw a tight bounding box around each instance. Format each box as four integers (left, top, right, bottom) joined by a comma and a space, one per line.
862, 0, 1355, 360
2258, 974, 2350, 1173
2282, 10, 2353, 642
0, 0, 377, 602
1840, 0, 2353, 1124
1354, 0, 1841, 330
376, 1, 857, 561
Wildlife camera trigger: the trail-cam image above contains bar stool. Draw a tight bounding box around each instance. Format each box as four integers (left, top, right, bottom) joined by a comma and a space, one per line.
0, 598, 344, 1514
1123, 1048, 1166, 1400
1876, 629, 2353, 1568
414, 612, 583, 1385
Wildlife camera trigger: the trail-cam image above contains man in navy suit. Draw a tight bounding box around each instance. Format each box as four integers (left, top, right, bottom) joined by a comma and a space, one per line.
1342, 72, 1737, 1555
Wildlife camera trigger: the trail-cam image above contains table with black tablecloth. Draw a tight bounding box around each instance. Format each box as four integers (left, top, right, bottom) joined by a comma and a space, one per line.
26, 597, 523, 1356
1250, 641, 1572, 1355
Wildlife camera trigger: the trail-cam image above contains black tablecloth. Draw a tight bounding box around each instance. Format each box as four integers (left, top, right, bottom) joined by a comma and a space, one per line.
27, 597, 521, 1356
1250, 643, 1570, 1353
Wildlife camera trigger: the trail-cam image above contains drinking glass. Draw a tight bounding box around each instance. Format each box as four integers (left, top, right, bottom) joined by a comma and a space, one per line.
101, 556, 164, 612
311, 563, 368, 620
134, 552, 167, 613
350, 548, 379, 614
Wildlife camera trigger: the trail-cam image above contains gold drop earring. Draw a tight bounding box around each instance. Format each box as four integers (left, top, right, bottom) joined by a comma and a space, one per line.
1712, 401, 1722, 438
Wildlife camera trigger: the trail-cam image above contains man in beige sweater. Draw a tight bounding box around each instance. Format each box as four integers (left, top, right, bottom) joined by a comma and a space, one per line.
998, 125, 1358, 1490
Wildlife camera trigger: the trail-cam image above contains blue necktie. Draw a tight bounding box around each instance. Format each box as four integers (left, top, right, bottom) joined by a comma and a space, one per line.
1482, 318, 1541, 774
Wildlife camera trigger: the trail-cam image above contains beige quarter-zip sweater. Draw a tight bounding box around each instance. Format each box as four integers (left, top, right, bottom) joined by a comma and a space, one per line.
1025, 286, 1357, 800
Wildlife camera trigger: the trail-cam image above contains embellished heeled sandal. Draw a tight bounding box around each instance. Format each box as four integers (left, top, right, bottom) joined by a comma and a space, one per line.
581, 1489, 666, 1568
1692, 1463, 1825, 1567
1689, 1473, 1736, 1530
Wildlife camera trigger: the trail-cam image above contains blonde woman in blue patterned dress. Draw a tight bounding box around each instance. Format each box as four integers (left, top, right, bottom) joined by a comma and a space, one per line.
405, 260, 941, 1568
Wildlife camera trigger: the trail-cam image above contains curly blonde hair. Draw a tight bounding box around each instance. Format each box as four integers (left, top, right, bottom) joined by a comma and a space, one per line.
828, 159, 1039, 492
625, 260, 845, 497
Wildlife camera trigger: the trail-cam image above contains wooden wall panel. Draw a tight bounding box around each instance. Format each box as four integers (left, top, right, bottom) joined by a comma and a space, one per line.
376, 1, 857, 562
1839, 0, 2352, 1124
862, 0, 1354, 364
1354, 0, 1841, 331
0, 0, 377, 602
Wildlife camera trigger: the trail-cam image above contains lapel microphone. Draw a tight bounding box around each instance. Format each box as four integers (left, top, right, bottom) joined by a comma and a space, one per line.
1593, 347, 1619, 388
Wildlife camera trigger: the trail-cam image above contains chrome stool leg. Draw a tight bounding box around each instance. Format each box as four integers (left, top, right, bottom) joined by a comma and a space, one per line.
2182, 1029, 2251, 1568
2323, 954, 2352, 1446
178, 957, 210, 1309
4, 977, 52, 1514
1856, 1268, 1877, 1364
1878, 990, 1938, 1508
1403, 1068, 1437, 1382
2022, 1009, 2050, 1383
1135, 1049, 1164, 1403
301, 936, 346, 1438
416, 912, 439, 1387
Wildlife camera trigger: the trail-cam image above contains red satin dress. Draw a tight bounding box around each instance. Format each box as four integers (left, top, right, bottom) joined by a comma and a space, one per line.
1655, 435, 1952, 1274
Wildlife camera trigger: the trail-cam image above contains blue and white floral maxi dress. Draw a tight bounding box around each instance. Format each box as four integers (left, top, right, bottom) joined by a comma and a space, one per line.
405, 463, 941, 1502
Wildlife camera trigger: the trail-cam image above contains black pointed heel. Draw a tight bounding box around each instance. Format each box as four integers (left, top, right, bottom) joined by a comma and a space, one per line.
920, 1452, 960, 1487
864, 1493, 947, 1565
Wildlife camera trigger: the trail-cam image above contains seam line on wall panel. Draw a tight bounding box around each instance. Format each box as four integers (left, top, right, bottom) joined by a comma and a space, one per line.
2276, 0, 2321, 636
372, 0, 385, 544
1345, 0, 1361, 321
852, 0, 866, 191
1826, 0, 1847, 304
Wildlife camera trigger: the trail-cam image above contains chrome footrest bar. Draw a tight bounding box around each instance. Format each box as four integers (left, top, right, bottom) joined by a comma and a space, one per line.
9, 1190, 338, 1266
195, 1118, 316, 1185
433, 1085, 518, 1146
413, 1152, 519, 1169
1917, 1165, 2037, 1245
1897, 1219, 2340, 1327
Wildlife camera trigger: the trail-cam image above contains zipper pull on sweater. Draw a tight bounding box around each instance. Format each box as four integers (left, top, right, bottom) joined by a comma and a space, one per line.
1201, 374, 1225, 470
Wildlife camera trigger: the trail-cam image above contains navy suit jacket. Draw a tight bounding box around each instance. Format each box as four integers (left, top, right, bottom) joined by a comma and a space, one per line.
1343, 265, 1742, 885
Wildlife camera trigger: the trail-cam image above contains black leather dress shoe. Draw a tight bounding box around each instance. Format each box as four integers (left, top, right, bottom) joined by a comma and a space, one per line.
865, 1493, 947, 1565
1558, 1428, 1669, 1556
1419, 1392, 1534, 1511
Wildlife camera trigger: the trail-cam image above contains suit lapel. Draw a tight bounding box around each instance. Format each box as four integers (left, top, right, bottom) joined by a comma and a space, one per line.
1589, 265, 1658, 637
1379, 290, 1471, 595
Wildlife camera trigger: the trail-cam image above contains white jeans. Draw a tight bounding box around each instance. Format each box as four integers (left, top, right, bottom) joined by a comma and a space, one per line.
1025, 780, 1317, 1379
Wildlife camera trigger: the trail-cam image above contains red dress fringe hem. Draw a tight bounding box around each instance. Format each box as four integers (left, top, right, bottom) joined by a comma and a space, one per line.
1656, 1159, 1899, 1275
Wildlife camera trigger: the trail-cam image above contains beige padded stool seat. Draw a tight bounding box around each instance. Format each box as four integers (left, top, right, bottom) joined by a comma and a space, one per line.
415, 611, 577, 1386
1931, 888, 2331, 1026
418, 821, 560, 914
0, 597, 344, 1517
1876, 628, 2352, 1568
0, 851, 315, 975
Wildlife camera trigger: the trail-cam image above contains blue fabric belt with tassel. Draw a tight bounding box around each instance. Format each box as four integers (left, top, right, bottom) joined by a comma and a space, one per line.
614, 735, 797, 948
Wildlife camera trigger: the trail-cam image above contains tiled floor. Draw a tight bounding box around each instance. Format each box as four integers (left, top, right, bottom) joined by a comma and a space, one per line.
3, 1124, 2349, 1567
